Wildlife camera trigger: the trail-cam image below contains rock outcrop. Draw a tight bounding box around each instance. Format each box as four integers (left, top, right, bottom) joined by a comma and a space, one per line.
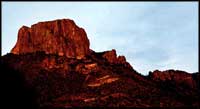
102, 49, 132, 69
2, 53, 199, 108
102, 49, 117, 64
149, 70, 197, 89
2, 18, 199, 108
11, 19, 90, 59
150, 70, 192, 81
102, 49, 126, 64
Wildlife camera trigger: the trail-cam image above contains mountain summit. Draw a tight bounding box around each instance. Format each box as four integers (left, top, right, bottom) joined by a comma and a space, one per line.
11, 19, 90, 59
2, 19, 199, 108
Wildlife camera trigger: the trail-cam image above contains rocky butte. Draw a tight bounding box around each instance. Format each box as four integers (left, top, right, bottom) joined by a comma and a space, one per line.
11, 19, 90, 59
1, 19, 199, 108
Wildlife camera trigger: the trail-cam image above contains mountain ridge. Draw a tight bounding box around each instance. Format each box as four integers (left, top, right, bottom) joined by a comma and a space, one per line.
1, 19, 199, 108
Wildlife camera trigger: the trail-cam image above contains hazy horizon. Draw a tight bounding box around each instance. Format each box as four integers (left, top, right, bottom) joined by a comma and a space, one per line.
2, 2, 198, 75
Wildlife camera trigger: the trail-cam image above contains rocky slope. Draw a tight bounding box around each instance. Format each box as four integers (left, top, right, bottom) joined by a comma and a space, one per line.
1, 19, 199, 108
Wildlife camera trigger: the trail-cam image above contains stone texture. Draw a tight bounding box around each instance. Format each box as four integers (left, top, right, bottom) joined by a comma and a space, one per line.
150, 70, 197, 89
102, 49, 117, 64
11, 19, 90, 59
150, 70, 190, 81
102, 49, 131, 67
117, 56, 126, 64
2, 18, 200, 108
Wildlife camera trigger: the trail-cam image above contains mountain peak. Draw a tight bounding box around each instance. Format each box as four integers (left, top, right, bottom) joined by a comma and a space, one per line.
4, 18, 199, 108
11, 19, 90, 59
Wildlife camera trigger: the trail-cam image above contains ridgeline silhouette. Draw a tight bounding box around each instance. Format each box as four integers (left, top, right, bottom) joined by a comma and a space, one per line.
1, 19, 199, 108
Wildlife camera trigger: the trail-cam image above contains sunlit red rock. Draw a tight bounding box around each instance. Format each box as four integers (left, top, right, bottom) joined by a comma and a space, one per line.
102, 49, 117, 64
2, 18, 199, 108
117, 55, 126, 64
150, 69, 197, 89
11, 19, 90, 59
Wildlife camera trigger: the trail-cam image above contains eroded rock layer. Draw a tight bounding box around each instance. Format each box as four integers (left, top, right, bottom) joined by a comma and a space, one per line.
11, 19, 90, 59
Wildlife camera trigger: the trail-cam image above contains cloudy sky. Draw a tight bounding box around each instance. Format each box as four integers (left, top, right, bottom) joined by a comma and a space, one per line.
2, 2, 198, 75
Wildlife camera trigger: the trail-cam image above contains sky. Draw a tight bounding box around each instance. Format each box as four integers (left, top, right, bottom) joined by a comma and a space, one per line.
2, 2, 198, 75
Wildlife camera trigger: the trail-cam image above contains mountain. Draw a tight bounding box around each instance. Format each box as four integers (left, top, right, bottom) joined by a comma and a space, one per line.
11, 19, 90, 59
1, 19, 199, 108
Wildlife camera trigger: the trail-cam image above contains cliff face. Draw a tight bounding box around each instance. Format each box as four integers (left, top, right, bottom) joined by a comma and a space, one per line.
2, 19, 199, 108
11, 19, 90, 59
